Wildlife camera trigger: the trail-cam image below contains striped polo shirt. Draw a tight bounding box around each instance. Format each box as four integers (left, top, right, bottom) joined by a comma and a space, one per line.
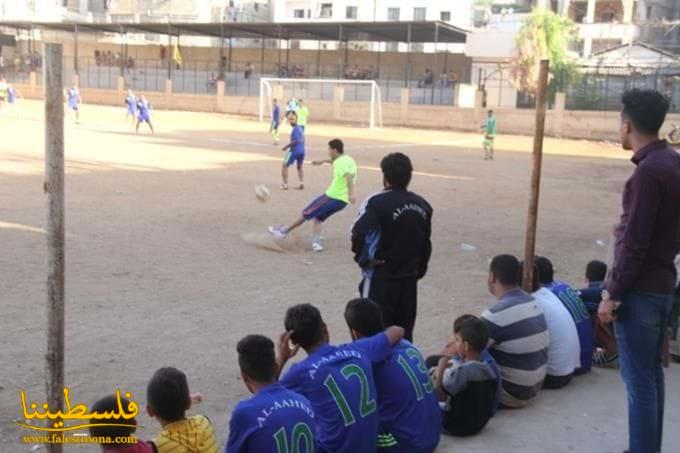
481, 288, 549, 402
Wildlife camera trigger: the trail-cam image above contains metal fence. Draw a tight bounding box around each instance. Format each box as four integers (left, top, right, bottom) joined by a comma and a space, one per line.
564, 66, 680, 113
3, 57, 464, 105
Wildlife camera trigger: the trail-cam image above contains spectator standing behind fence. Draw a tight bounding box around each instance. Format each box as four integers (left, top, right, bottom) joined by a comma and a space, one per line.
598, 89, 680, 453
244, 62, 253, 80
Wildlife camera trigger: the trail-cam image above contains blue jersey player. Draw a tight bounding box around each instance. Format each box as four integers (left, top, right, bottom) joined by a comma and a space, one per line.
135, 95, 154, 134
65, 84, 81, 124
280, 111, 305, 190
276, 304, 405, 453
344, 299, 441, 452
270, 98, 281, 145
125, 90, 137, 124
227, 335, 316, 453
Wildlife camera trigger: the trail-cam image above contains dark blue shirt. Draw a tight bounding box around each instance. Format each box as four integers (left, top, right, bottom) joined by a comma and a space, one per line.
578, 281, 604, 315
226, 383, 315, 453
290, 125, 305, 155
280, 334, 392, 453
272, 105, 280, 124
371, 340, 440, 452
545, 281, 593, 374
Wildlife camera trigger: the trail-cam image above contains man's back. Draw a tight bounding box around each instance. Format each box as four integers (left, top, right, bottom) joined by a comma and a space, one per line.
226, 383, 316, 453
280, 337, 391, 452
351, 190, 432, 280
371, 340, 440, 452
481, 289, 548, 402
546, 281, 593, 373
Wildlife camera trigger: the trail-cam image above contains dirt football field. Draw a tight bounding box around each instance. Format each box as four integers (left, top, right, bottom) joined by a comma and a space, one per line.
1, 99, 678, 452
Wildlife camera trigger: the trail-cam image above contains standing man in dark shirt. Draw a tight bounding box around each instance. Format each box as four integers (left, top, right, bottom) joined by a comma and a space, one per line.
351, 153, 433, 342
599, 89, 680, 453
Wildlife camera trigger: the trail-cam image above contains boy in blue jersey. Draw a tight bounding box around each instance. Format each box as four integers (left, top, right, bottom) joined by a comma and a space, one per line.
280, 112, 304, 190
125, 89, 138, 125
136, 95, 154, 134
270, 98, 281, 145
276, 303, 405, 453
344, 298, 440, 452
535, 256, 594, 374
65, 84, 81, 124
227, 335, 316, 453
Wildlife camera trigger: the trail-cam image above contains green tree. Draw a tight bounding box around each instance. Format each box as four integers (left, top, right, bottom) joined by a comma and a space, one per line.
508, 8, 579, 95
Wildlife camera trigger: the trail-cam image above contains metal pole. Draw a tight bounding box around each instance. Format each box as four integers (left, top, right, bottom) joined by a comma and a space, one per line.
316, 40, 321, 77
522, 59, 550, 292
261, 34, 265, 76
286, 37, 290, 71
339, 25, 344, 78
167, 24, 172, 81
277, 26, 282, 75
44, 43, 65, 453
431, 23, 439, 104
228, 33, 233, 72
376, 42, 381, 79
405, 24, 411, 88
120, 26, 125, 77
73, 25, 79, 76
219, 23, 225, 80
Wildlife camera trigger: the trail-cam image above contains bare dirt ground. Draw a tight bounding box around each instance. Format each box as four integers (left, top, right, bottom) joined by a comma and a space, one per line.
1, 100, 678, 452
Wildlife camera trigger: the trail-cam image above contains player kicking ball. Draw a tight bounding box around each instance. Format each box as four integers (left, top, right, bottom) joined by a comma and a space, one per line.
280, 111, 305, 190
269, 138, 356, 252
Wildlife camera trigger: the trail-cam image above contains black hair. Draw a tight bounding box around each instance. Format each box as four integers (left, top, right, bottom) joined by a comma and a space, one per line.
488, 109, 494, 114
586, 260, 607, 282
489, 254, 521, 287
453, 316, 489, 353
518, 261, 541, 293
381, 152, 413, 190
289, 111, 297, 118
534, 256, 554, 285
328, 138, 344, 154
237, 335, 277, 383
284, 304, 325, 349
621, 89, 669, 135
89, 394, 137, 439
344, 298, 385, 337
147, 367, 189, 422
453, 314, 478, 333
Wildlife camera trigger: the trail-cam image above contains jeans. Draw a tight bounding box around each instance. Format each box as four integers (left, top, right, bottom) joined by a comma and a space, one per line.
615, 291, 673, 453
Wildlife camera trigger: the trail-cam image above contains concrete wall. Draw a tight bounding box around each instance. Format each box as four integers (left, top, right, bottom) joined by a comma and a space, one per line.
14, 77, 680, 141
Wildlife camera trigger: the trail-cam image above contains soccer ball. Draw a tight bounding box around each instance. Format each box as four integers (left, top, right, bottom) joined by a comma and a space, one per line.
254, 184, 270, 202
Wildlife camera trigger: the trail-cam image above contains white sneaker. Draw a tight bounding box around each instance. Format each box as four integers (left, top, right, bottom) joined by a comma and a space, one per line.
268, 226, 287, 239
312, 242, 324, 252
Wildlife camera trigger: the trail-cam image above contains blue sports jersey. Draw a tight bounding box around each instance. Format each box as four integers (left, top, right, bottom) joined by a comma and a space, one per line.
370, 340, 440, 452
7, 86, 16, 103
280, 333, 393, 453
67, 88, 79, 108
137, 100, 152, 121
272, 105, 280, 124
290, 125, 305, 155
545, 281, 593, 373
125, 95, 137, 113
226, 383, 316, 453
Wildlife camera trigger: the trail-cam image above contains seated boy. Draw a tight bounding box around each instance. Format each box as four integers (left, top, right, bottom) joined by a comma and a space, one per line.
276, 303, 404, 452
344, 298, 440, 452
227, 334, 316, 453
147, 367, 219, 453
434, 316, 498, 436
89, 394, 154, 452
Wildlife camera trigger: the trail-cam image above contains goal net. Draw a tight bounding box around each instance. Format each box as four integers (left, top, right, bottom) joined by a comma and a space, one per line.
259, 78, 383, 128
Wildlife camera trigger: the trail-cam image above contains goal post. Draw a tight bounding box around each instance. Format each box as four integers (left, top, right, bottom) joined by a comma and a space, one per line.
259, 77, 383, 129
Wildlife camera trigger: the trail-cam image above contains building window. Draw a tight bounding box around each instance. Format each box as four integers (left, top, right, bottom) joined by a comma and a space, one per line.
440, 11, 451, 21
414, 7, 426, 21
387, 7, 400, 21
294, 9, 305, 18
346, 6, 357, 19
320, 3, 333, 18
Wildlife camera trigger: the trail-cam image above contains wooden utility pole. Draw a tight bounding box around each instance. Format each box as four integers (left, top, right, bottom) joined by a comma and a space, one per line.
44, 43, 65, 453
522, 59, 550, 292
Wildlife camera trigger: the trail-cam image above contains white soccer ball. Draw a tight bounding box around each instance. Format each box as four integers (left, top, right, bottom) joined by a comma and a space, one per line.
254, 184, 270, 202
